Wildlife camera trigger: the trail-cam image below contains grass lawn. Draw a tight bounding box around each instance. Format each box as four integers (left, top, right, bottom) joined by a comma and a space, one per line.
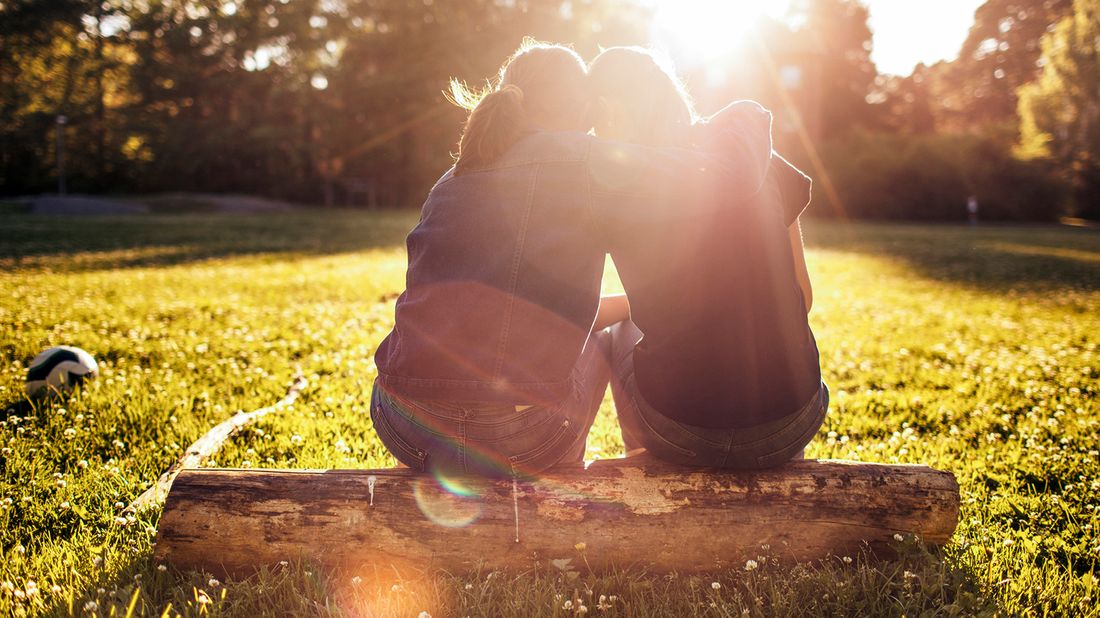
1, 212, 1098, 617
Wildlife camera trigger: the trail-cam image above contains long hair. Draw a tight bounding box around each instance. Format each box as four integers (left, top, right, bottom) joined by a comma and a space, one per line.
449, 39, 588, 174
587, 46, 697, 147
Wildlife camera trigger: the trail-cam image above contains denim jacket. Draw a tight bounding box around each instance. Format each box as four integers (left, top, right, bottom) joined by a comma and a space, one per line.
375, 103, 773, 403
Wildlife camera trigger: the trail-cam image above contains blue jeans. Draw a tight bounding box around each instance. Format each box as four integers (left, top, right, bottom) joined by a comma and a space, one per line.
608, 319, 829, 469
370, 329, 612, 480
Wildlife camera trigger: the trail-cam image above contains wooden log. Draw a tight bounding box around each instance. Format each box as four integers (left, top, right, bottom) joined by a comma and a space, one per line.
155, 459, 959, 576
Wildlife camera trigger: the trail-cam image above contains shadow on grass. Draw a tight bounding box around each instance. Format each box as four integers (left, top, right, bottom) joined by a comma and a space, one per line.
7, 212, 1099, 296
807, 222, 1100, 293
0, 210, 418, 273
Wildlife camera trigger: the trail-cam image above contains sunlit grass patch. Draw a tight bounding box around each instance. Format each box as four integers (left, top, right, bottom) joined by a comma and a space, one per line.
1, 213, 1098, 616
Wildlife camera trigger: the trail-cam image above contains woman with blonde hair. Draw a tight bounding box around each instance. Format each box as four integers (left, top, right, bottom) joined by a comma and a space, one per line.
371, 40, 775, 480
587, 46, 827, 469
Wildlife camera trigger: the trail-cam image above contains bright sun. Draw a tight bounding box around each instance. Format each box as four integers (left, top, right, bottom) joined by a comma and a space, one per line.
650, 0, 791, 60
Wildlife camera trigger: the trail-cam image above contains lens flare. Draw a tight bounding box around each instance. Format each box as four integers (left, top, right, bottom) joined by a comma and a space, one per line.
650, 0, 791, 61
412, 473, 485, 528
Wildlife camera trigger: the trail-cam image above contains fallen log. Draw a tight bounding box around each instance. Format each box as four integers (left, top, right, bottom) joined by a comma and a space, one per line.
155, 459, 959, 576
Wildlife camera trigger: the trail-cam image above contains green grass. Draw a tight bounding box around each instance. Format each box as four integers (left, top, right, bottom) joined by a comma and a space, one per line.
1, 212, 1098, 616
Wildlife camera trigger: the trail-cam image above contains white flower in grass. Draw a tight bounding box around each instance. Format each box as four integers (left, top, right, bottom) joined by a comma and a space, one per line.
77, 460, 88, 469
83, 600, 98, 611
744, 559, 758, 571
893, 533, 904, 542
114, 517, 127, 526
51, 584, 62, 594
562, 600, 573, 610
351, 576, 362, 586
92, 556, 103, 568
291, 435, 304, 445
196, 591, 211, 605
418, 612, 432, 618
711, 581, 721, 590
208, 578, 220, 588
60, 501, 71, 510
842, 556, 853, 564
157, 565, 168, 572
1, 448, 10, 456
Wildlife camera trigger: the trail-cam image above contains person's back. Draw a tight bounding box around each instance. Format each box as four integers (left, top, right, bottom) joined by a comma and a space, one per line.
588, 46, 827, 468
375, 131, 604, 404
608, 157, 821, 428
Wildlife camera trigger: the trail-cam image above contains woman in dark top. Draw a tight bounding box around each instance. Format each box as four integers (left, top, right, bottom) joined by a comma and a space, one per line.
371, 40, 775, 480
586, 46, 828, 469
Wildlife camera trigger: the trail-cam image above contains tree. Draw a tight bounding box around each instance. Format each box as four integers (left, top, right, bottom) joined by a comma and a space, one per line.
1018, 0, 1100, 219
788, 0, 877, 141
947, 0, 1072, 128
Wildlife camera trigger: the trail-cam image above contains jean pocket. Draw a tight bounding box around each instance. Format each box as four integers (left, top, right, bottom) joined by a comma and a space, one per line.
754, 396, 827, 469
631, 396, 698, 459
371, 400, 428, 471
506, 415, 579, 474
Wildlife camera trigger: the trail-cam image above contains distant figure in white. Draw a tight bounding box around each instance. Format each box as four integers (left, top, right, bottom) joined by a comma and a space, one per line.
967, 195, 979, 226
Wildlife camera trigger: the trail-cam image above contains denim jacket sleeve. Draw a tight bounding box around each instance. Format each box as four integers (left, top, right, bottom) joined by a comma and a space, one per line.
584, 100, 773, 227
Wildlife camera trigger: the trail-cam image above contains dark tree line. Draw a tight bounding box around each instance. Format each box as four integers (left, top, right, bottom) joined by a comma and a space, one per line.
0, 0, 1093, 219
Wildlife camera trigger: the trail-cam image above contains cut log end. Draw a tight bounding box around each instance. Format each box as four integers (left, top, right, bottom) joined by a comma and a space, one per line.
155, 459, 960, 577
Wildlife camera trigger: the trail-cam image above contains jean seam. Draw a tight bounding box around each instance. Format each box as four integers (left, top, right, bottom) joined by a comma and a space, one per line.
492, 164, 540, 380
756, 401, 827, 468
372, 402, 425, 469
460, 411, 469, 474
630, 390, 698, 458
731, 385, 824, 450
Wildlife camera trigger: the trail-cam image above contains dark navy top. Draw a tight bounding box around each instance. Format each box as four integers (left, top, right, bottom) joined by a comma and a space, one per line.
607, 152, 822, 428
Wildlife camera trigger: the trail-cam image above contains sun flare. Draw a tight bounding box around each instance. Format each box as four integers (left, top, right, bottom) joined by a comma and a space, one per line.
650, 0, 792, 60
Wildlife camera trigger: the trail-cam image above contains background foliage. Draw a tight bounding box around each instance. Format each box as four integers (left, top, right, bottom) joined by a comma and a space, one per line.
2, 0, 1096, 220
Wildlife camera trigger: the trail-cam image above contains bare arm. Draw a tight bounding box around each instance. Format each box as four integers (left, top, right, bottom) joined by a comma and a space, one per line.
788, 218, 813, 313
593, 293, 631, 331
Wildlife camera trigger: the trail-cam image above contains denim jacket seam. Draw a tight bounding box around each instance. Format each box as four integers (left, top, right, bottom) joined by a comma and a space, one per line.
579, 139, 603, 244
492, 163, 540, 379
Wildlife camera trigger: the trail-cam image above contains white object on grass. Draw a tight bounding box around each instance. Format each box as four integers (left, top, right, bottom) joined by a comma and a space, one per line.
25, 345, 98, 396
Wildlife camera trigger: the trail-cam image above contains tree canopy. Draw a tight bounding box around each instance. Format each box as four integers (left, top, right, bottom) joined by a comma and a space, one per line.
0, 0, 1089, 219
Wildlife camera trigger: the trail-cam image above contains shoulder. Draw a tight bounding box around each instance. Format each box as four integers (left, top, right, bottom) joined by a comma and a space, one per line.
483, 131, 592, 170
